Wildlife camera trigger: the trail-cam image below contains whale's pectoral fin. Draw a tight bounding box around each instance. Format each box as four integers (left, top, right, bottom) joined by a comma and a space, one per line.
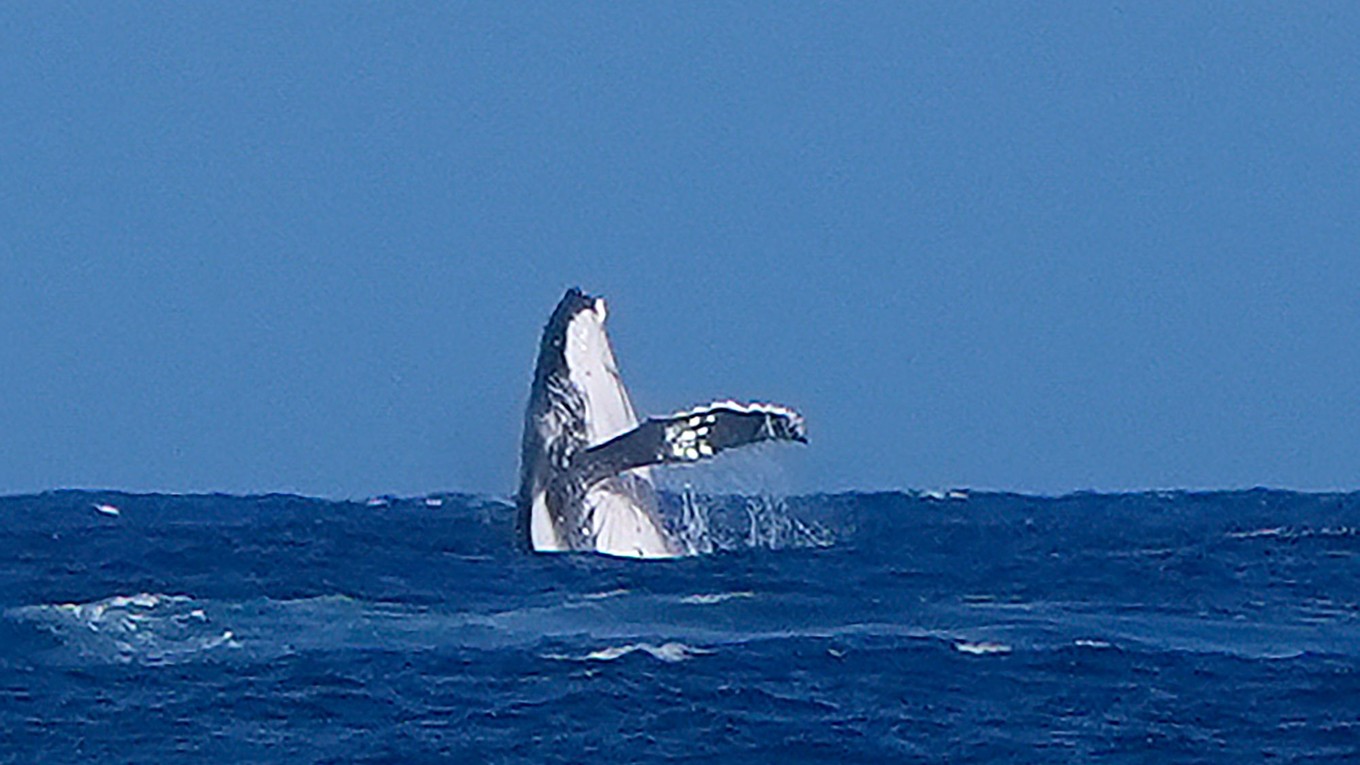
573, 401, 806, 488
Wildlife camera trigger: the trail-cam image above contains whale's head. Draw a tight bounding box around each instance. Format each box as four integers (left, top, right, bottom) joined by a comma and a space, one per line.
540, 288, 603, 369
533, 287, 638, 448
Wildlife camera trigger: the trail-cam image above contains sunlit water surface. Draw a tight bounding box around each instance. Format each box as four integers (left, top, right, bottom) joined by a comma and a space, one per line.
3, 489, 1358, 763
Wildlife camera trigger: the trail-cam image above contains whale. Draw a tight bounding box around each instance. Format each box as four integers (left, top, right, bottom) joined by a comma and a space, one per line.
516, 288, 806, 558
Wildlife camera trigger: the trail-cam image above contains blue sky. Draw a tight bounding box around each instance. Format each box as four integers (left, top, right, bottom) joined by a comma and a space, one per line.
2, 3, 1358, 498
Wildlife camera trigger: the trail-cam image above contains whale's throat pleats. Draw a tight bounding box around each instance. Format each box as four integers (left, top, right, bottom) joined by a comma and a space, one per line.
559, 303, 675, 557
564, 301, 639, 446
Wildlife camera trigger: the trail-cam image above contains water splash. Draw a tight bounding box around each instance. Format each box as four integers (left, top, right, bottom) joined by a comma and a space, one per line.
663, 486, 834, 554
743, 494, 833, 550
671, 483, 714, 555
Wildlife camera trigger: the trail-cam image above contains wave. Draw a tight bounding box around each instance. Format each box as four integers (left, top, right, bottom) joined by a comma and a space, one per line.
8, 589, 1356, 670
544, 642, 714, 663
0, 488, 841, 557
1226, 525, 1360, 541
581, 589, 631, 601
9, 592, 237, 664
678, 592, 756, 605
953, 640, 1012, 656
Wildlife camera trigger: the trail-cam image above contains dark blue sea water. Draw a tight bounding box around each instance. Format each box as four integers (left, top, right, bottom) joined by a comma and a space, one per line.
2, 488, 1358, 763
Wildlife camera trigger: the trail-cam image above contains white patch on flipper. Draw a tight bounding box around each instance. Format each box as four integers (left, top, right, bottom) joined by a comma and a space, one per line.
665, 399, 806, 442
668, 399, 803, 421
665, 422, 714, 462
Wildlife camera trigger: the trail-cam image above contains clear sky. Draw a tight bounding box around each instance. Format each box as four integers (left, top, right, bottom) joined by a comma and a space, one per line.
2, 3, 1358, 498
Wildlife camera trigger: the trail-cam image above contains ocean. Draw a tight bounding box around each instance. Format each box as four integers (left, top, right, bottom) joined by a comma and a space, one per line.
2, 488, 1357, 763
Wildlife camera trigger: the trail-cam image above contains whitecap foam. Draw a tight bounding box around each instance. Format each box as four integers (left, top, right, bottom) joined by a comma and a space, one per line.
954, 640, 1012, 656
678, 592, 755, 605
12, 592, 237, 664
1227, 527, 1286, 539
1227, 525, 1360, 541
546, 642, 714, 663
581, 588, 630, 601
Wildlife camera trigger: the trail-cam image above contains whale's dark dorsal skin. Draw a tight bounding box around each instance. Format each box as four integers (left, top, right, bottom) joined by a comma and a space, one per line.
516, 288, 806, 558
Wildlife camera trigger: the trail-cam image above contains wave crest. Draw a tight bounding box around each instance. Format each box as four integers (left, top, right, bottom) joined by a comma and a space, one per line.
545, 642, 714, 663
10, 592, 237, 664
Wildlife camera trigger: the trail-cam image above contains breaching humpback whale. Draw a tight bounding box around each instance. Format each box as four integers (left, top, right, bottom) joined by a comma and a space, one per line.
517, 288, 806, 558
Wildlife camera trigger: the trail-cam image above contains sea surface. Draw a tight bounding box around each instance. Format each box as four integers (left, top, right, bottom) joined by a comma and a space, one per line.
2, 488, 1358, 763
